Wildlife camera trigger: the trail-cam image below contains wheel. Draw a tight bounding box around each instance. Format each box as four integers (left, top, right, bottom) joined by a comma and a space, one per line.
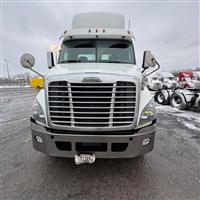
163, 85, 167, 89
197, 100, 200, 110
154, 91, 169, 105
170, 92, 187, 110
195, 96, 200, 110
147, 85, 152, 91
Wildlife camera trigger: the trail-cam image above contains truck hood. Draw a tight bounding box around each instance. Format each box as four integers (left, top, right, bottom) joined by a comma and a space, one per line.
45, 63, 142, 79
152, 80, 161, 84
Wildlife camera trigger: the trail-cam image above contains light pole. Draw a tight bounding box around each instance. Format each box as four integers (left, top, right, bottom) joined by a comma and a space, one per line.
3, 59, 11, 84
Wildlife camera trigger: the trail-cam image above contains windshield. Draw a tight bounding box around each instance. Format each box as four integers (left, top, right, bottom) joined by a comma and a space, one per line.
152, 77, 158, 81
168, 77, 175, 81
59, 39, 136, 64
195, 77, 200, 81
185, 77, 192, 81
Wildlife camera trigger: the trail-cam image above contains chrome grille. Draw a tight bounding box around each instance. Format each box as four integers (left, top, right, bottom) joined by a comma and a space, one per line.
48, 81, 136, 127
155, 83, 161, 87
172, 83, 177, 88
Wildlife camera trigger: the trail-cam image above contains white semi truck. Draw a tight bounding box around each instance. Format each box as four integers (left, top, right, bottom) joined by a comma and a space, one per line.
20, 12, 160, 164
144, 73, 163, 90
158, 72, 179, 89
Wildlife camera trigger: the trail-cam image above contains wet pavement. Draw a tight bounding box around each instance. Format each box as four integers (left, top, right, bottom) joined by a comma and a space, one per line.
1, 88, 200, 200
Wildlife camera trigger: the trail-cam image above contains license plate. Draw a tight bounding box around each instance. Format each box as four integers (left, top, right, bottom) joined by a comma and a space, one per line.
75, 154, 96, 165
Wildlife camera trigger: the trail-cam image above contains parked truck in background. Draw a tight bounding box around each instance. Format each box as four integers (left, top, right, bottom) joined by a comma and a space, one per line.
155, 71, 200, 110
158, 72, 179, 89
20, 12, 160, 164
193, 71, 200, 80
178, 71, 200, 89
144, 73, 163, 91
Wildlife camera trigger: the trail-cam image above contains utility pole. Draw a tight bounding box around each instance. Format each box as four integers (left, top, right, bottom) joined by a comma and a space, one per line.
3, 59, 11, 84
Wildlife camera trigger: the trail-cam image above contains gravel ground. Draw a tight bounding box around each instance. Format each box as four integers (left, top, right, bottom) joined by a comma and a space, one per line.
0, 88, 200, 200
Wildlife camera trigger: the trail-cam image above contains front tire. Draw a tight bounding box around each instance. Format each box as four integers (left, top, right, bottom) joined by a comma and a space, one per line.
155, 91, 169, 105
170, 92, 187, 110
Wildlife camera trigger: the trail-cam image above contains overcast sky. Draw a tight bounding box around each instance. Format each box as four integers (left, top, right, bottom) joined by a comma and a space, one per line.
1, 0, 199, 77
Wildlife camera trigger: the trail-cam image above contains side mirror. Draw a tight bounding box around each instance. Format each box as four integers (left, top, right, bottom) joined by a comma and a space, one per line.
141, 51, 160, 84
20, 53, 35, 69
47, 52, 54, 69
142, 50, 156, 69
20, 53, 44, 78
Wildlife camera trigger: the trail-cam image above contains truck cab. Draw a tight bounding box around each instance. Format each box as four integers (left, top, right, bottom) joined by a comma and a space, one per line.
159, 72, 178, 89
179, 71, 200, 89
144, 74, 163, 90
20, 12, 159, 164
193, 71, 200, 81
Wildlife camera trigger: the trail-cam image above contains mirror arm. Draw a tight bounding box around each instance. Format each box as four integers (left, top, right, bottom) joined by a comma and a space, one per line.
142, 67, 148, 73
29, 68, 45, 80
142, 59, 160, 82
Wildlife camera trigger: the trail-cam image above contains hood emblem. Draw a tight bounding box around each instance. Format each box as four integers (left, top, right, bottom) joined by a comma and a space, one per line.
82, 77, 102, 83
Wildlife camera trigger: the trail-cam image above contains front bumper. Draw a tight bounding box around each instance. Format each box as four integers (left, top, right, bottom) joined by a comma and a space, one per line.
31, 120, 156, 158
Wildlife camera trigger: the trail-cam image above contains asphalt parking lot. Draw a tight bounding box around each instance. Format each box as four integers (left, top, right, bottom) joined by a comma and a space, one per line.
1, 88, 200, 200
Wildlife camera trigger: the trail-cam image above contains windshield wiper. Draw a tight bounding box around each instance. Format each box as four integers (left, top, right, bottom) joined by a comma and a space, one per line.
100, 60, 131, 64
60, 60, 81, 63
100, 60, 123, 63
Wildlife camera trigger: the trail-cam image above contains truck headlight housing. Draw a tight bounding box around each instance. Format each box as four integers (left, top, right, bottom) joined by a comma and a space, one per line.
32, 99, 46, 124
138, 100, 156, 128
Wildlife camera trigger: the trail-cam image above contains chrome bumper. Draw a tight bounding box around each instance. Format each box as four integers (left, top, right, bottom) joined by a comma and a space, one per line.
31, 119, 156, 158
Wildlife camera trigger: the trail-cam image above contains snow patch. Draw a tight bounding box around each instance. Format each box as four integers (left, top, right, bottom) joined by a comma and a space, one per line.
0, 85, 30, 89
181, 121, 200, 131
157, 104, 200, 132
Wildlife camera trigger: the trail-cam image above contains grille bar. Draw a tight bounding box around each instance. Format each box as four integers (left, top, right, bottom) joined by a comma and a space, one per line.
51, 121, 133, 124
48, 81, 136, 127
49, 96, 136, 99
49, 86, 136, 88
49, 105, 135, 108
50, 111, 134, 114
49, 91, 136, 93
68, 82, 74, 126
50, 116, 134, 119
109, 83, 117, 127
50, 101, 135, 104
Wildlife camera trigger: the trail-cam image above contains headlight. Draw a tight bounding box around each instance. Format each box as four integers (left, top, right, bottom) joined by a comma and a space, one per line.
32, 99, 46, 124
138, 99, 156, 128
